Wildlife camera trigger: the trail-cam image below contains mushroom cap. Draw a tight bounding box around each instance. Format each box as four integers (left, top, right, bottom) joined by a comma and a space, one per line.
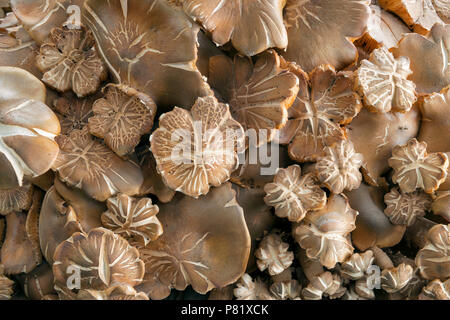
279, 64, 362, 162
137, 183, 250, 299
419, 279, 450, 300
209, 50, 299, 146
52, 127, 144, 201
432, 191, 450, 222
356, 46, 417, 113
234, 273, 273, 300
415, 223, 450, 280
340, 250, 375, 280
17, 262, 55, 300
183, 0, 287, 56
347, 106, 420, 186
391, 23, 450, 94
76, 285, 149, 300
88, 84, 156, 157
53, 227, 145, 295
283, 0, 370, 72
151, 96, 245, 198
293, 194, 358, 269
0, 66, 45, 104
82, 0, 211, 110
0, 264, 14, 300
381, 263, 414, 293
264, 164, 327, 222
255, 233, 294, 276
302, 271, 345, 300
0, 182, 33, 215
389, 138, 449, 194
346, 183, 406, 250
270, 279, 301, 300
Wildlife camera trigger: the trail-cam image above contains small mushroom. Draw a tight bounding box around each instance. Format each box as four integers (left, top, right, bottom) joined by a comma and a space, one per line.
419, 279, 450, 300
36, 26, 107, 97
354, 277, 376, 299
0, 182, 33, 216
388, 138, 448, 194
17, 262, 55, 300
415, 223, 450, 280
314, 140, 364, 194
264, 164, 327, 223
88, 84, 157, 157
209, 50, 299, 146
279, 63, 362, 162
0, 264, 14, 300
380, 263, 414, 293
432, 191, 450, 222
293, 194, 358, 269
233, 273, 273, 300
101, 194, 163, 246
255, 233, 294, 276
151, 96, 245, 198
302, 271, 346, 300
52, 127, 144, 201
340, 250, 375, 280
283, 0, 370, 72
356, 46, 417, 113
76, 285, 149, 300
269, 279, 301, 300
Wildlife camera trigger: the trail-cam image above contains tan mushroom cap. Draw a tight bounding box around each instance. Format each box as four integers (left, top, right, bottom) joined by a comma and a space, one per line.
264, 164, 327, 222
137, 183, 250, 299
432, 0, 450, 23
151, 96, 245, 198
356, 46, 417, 113
52, 127, 144, 201
0, 66, 45, 104
432, 191, 450, 222
293, 194, 358, 269
345, 183, 406, 250
0, 217, 4, 248
0, 182, 33, 216
209, 50, 299, 146
340, 250, 375, 280
389, 138, 448, 194
419, 279, 450, 300
270, 279, 301, 300
379, 0, 444, 34
82, 0, 212, 110
302, 271, 346, 300
183, 0, 287, 56
76, 285, 149, 300
255, 233, 294, 276
11, 0, 84, 44
381, 263, 414, 293
279, 64, 362, 162
283, 0, 370, 72
0, 264, 14, 300
17, 262, 55, 300
53, 227, 145, 296
415, 223, 450, 280
391, 23, 450, 94
234, 273, 273, 300
347, 106, 420, 186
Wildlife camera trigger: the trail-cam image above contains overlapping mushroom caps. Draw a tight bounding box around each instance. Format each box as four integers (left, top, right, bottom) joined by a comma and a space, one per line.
234, 273, 273, 300
209, 50, 299, 146
0, 66, 60, 189
279, 63, 362, 162
136, 183, 250, 299
82, 0, 211, 109
293, 194, 358, 269
0, 182, 33, 215
151, 96, 245, 198
283, 0, 370, 72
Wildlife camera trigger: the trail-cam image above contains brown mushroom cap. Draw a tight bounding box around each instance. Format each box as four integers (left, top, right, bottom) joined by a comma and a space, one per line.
53, 227, 145, 296
283, 0, 370, 72
0, 264, 14, 300
151, 96, 245, 198
270, 279, 301, 300
419, 279, 450, 300
279, 64, 362, 162
347, 106, 420, 186
234, 273, 273, 300
0, 182, 33, 216
82, 0, 211, 110
17, 262, 55, 300
209, 50, 299, 146
255, 233, 294, 276
183, 0, 287, 56
346, 183, 406, 250
302, 271, 346, 300
76, 285, 149, 300
137, 183, 250, 299
391, 23, 450, 94
293, 194, 358, 269
380, 263, 414, 294
432, 191, 450, 222
52, 127, 144, 201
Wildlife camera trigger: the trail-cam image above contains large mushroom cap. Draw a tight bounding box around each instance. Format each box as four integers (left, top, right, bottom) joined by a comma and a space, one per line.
82, 0, 212, 109
137, 183, 250, 299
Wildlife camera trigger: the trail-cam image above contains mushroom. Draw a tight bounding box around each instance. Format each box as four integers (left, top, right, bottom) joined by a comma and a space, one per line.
0, 264, 14, 300
136, 183, 250, 299
380, 263, 414, 293
379, 0, 444, 34
356, 46, 417, 113
209, 50, 299, 146
293, 194, 358, 269
53, 227, 145, 298
88, 84, 156, 157
269, 279, 301, 300
346, 183, 406, 250
340, 250, 375, 280
419, 279, 450, 300
82, 0, 212, 110
391, 23, 450, 94
52, 127, 144, 201
255, 232, 294, 276
384, 187, 432, 226
101, 194, 163, 246
279, 63, 362, 162
0, 182, 33, 215
182, 0, 287, 56
388, 138, 448, 194
302, 271, 346, 300
432, 191, 450, 222
283, 0, 370, 72
314, 140, 364, 194
264, 164, 327, 223
150, 96, 245, 198
347, 106, 420, 186
17, 262, 55, 300
76, 285, 149, 300
354, 277, 376, 299
208, 285, 234, 301
415, 223, 450, 280
233, 273, 273, 300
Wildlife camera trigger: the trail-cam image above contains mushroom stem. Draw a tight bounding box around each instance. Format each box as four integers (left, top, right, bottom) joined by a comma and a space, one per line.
371, 246, 394, 270
406, 216, 437, 248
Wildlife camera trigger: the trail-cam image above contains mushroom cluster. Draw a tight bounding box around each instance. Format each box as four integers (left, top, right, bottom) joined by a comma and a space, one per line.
0, 0, 449, 301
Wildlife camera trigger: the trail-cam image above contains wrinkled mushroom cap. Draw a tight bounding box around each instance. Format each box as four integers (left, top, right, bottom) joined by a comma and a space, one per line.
0, 182, 33, 215
234, 273, 273, 300
255, 233, 294, 276
419, 279, 450, 300
270, 279, 301, 300
76, 285, 149, 300
340, 250, 375, 280
381, 263, 414, 293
